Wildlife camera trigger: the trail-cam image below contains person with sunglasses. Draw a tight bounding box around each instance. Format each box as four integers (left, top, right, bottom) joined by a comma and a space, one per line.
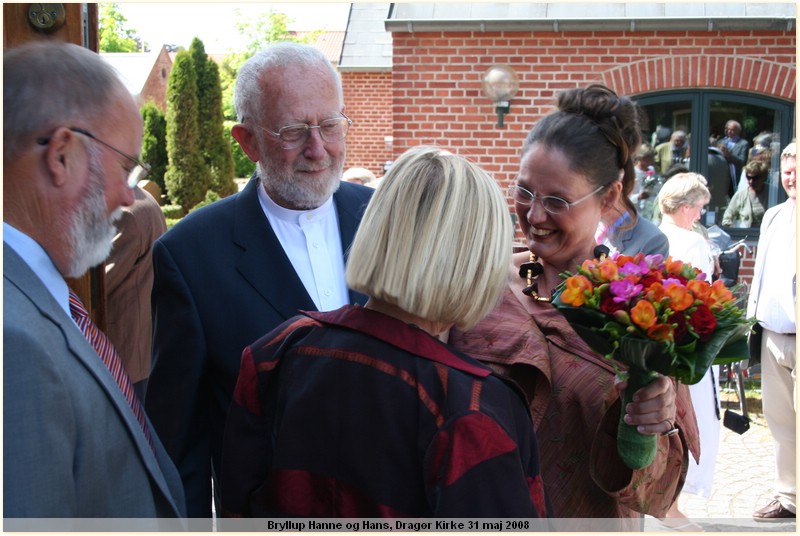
722, 160, 769, 228
450, 84, 698, 527
4, 40, 185, 520
145, 42, 373, 519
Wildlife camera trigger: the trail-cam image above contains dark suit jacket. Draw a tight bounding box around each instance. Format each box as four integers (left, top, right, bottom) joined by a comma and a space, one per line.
3, 245, 186, 520
145, 176, 373, 517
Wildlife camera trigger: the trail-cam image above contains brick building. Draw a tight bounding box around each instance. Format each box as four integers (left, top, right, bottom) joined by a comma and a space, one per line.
339, 2, 796, 285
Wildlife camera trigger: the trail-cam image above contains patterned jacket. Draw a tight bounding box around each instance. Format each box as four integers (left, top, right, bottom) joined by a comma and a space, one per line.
221, 305, 550, 518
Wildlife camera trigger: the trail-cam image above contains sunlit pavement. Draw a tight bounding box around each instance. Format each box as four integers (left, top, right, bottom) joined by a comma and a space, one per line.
645, 413, 796, 532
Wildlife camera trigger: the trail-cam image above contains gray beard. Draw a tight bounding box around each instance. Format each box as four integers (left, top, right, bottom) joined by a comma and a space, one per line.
65, 152, 122, 278
257, 159, 343, 210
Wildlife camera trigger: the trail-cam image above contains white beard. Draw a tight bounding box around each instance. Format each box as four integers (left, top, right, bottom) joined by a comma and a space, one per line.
64, 150, 123, 278
257, 154, 343, 210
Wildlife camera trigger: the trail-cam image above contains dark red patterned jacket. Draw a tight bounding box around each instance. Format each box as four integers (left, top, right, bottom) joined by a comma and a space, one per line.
220, 305, 550, 518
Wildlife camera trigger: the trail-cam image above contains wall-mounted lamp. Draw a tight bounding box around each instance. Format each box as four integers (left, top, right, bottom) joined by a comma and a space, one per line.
482, 65, 519, 128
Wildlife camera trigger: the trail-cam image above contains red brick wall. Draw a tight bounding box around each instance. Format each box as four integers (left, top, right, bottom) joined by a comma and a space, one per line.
139, 47, 173, 111
386, 29, 795, 189
342, 71, 393, 179
343, 29, 795, 288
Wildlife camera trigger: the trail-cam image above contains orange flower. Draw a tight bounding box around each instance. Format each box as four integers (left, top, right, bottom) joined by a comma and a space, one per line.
596, 258, 619, 282
647, 323, 674, 342
687, 279, 711, 303
645, 281, 666, 302
560, 275, 594, 306
665, 257, 684, 276
664, 282, 694, 312
615, 254, 636, 267
709, 279, 734, 309
631, 300, 657, 330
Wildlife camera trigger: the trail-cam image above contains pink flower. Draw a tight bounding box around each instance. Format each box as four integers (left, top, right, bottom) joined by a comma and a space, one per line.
609, 278, 643, 304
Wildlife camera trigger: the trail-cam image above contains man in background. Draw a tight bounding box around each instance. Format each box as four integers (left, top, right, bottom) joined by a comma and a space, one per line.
105, 184, 167, 399
748, 141, 796, 522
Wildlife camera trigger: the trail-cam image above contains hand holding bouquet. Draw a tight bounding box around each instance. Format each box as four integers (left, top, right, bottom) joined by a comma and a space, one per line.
551, 252, 753, 469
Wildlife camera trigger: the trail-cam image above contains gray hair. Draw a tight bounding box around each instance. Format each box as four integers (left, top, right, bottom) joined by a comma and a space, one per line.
658, 172, 711, 215
233, 42, 342, 123
4, 41, 127, 164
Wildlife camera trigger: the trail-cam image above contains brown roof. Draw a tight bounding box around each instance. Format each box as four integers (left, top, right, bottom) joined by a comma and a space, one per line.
297, 31, 345, 64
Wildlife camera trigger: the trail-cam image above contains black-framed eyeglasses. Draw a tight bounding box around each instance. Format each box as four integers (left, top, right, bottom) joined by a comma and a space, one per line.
259, 112, 352, 150
508, 184, 605, 215
37, 127, 149, 188
745, 174, 763, 181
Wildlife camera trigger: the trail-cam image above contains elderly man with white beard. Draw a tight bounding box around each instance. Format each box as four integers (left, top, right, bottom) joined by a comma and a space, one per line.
145, 42, 374, 518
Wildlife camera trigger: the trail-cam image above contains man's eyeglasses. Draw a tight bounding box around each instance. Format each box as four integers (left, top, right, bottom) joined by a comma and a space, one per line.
37, 127, 149, 188
745, 174, 763, 181
508, 184, 605, 215
259, 113, 352, 150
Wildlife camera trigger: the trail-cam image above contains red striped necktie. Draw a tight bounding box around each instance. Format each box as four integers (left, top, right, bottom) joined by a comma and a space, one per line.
68, 290, 155, 452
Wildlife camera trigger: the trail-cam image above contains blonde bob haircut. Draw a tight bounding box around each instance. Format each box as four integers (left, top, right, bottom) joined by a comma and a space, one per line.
658, 172, 711, 215
346, 145, 511, 331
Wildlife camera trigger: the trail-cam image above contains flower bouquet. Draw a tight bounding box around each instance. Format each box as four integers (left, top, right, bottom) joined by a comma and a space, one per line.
551, 252, 754, 470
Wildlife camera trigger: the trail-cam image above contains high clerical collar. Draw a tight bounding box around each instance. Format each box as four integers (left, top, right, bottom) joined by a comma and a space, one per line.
257, 182, 334, 224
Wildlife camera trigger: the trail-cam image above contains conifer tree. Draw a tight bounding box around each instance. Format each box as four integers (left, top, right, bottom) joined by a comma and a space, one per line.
164, 50, 210, 213
140, 101, 168, 198
189, 38, 236, 197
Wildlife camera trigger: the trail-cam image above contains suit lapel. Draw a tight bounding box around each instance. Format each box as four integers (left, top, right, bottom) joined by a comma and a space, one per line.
233, 177, 369, 316
3, 247, 183, 517
233, 177, 316, 319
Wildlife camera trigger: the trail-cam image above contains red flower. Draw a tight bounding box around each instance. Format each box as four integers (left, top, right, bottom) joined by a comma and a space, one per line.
599, 291, 628, 314
689, 304, 717, 342
639, 272, 663, 288
667, 311, 690, 344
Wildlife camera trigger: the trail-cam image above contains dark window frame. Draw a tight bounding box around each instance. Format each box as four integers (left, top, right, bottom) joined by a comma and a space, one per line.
635, 90, 795, 241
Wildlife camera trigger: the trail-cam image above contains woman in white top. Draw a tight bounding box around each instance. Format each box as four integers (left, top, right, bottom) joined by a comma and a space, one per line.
658, 173, 718, 527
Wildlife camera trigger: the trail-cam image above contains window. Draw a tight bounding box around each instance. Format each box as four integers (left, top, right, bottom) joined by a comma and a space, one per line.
635, 91, 794, 239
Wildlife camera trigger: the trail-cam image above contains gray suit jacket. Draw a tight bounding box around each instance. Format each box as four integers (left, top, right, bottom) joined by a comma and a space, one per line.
608, 214, 670, 258
3, 245, 186, 520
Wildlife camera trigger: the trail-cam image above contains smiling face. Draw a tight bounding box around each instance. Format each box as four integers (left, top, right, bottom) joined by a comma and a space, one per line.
781, 154, 796, 199
515, 143, 616, 272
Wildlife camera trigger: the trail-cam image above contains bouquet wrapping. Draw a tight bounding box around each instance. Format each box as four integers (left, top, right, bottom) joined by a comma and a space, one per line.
551, 252, 753, 470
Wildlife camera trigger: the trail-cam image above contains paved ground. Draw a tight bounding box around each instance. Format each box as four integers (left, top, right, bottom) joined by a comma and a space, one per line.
644, 401, 796, 533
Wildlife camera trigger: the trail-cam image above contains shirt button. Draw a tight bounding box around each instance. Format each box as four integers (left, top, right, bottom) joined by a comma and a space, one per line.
312, 242, 320, 248
324, 289, 332, 296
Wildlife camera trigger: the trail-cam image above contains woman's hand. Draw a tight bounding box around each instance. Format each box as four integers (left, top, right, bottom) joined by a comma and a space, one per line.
615, 375, 677, 435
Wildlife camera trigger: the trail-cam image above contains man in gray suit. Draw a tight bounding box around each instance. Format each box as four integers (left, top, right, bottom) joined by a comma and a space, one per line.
3, 41, 185, 521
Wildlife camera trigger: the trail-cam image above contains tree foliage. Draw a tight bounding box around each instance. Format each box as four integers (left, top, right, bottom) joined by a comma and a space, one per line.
140, 101, 169, 199
164, 50, 210, 214
189, 38, 237, 196
98, 3, 145, 53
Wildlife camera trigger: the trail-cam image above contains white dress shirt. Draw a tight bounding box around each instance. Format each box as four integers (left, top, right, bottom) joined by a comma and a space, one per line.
257, 184, 349, 312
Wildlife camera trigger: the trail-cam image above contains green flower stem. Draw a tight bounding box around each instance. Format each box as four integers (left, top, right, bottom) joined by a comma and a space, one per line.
617, 368, 660, 470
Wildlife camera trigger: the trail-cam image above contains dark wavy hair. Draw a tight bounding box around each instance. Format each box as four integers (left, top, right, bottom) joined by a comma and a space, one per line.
522, 83, 643, 225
